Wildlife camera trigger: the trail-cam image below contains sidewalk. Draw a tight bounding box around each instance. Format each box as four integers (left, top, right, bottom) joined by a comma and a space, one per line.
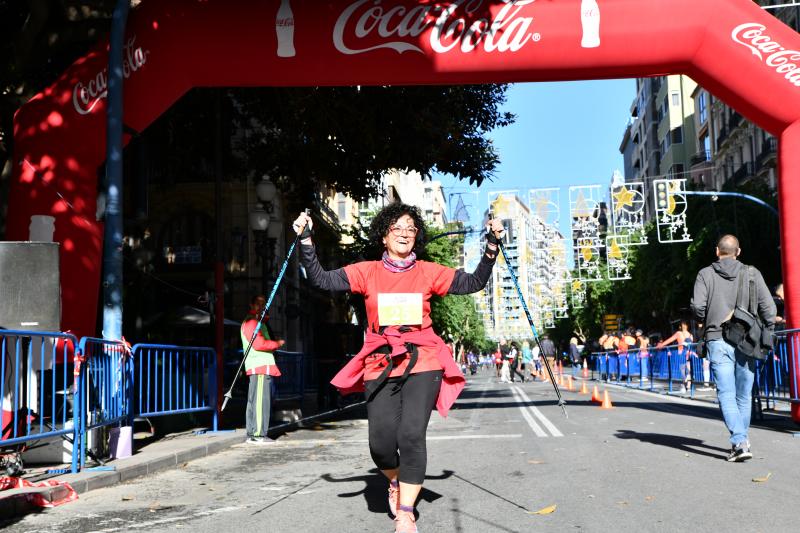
0, 395, 366, 520
0, 428, 247, 520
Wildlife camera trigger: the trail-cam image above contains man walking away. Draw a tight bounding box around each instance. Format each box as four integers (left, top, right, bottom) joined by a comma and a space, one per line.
539, 334, 557, 373
690, 235, 775, 462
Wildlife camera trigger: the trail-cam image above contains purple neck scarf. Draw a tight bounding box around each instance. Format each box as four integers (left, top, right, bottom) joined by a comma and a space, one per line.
382, 251, 417, 273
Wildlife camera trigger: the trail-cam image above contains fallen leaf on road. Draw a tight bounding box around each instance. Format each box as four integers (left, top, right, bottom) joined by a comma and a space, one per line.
645, 496, 655, 502
527, 460, 545, 464
526, 504, 557, 515
616, 501, 629, 506
752, 473, 772, 483
181, 462, 189, 468
121, 495, 134, 501
587, 495, 595, 499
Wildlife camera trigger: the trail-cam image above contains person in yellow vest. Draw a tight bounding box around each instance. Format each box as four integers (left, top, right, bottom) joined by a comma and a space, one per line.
241, 294, 285, 445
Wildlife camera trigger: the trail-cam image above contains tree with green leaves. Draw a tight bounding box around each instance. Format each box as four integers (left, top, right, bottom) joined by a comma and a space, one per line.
424, 223, 494, 357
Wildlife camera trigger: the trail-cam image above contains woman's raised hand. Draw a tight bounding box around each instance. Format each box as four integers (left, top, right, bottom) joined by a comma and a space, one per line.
487, 218, 506, 241
292, 212, 313, 236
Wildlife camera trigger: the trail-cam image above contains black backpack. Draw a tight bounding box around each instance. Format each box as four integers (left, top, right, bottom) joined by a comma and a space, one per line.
721, 266, 773, 360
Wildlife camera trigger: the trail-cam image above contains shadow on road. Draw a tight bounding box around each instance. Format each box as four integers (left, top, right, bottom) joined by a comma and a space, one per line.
614, 429, 730, 460
321, 468, 450, 516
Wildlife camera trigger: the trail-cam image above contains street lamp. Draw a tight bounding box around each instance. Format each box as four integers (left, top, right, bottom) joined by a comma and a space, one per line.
249, 176, 280, 290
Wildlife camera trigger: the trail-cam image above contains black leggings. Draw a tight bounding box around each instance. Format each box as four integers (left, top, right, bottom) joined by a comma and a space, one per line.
365, 370, 442, 485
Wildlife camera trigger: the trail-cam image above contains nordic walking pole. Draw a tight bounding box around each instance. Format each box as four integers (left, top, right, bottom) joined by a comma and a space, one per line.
492, 218, 568, 417
221, 209, 309, 412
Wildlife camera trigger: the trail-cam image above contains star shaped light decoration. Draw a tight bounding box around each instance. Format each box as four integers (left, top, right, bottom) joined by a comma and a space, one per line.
534, 195, 550, 221
612, 186, 636, 213
490, 194, 514, 219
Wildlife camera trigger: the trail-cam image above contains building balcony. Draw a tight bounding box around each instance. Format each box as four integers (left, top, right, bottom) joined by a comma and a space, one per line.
717, 126, 729, 147
729, 111, 743, 131
732, 161, 754, 186
690, 150, 712, 167
755, 137, 778, 173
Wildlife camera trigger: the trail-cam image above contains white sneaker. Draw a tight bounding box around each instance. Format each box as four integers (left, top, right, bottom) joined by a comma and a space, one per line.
247, 436, 276, 445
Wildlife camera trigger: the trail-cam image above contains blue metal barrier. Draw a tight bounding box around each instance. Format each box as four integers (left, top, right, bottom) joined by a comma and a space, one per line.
225, 349, 306, 402
755, 328, 800, 411
131, 344, 218, 431
77, 337, 132, 468
0, 330, 81, 473
273, 350, 305, 401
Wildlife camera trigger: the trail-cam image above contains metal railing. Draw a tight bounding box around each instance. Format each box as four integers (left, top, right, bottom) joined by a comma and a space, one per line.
77, 337, 132, 469
225, 349, 306, 402
0, 330, 81, 473
591, 334, 800, 414
131, 344, 218, 431
754, 328, 800, 411
591, 345, 707, 394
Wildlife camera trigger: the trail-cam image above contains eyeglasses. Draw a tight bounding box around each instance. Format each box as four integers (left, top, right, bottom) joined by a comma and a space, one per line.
389, 225, 418, 237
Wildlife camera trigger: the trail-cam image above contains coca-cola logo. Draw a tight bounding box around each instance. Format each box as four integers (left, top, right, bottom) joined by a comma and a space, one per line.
72, 36, 148, 115
333, 0, 540, 55
732, 23, 800, 87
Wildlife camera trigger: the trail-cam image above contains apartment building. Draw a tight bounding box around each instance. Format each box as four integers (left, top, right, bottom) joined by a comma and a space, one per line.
479, 193, 566, 339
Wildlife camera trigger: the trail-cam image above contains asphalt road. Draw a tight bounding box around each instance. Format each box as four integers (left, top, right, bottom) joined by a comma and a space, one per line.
8, 372, 800, 533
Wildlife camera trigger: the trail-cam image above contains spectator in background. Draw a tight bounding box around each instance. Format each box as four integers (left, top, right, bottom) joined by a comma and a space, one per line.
241, 295, 286, 445
508, 342, 526, 383
521, 340, 535, 381
657, 320, 694, 393
635, 329, 650, 381
774, 283, 785, 329
539, 334, 557, 373
568, 337, 581, 375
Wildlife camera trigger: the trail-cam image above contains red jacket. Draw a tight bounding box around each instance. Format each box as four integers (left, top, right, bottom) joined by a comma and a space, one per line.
331, 326, 465, 417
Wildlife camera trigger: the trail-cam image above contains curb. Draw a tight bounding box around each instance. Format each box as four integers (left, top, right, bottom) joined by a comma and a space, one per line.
0, 430, 247, 520
59, 430, 248, 494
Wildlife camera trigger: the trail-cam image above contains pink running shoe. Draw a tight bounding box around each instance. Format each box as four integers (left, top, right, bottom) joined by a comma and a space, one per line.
388, 480, 399, 518
395, 506, 418, 533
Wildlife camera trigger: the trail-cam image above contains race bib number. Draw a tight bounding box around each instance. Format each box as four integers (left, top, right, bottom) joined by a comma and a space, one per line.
378, 293, 423, 326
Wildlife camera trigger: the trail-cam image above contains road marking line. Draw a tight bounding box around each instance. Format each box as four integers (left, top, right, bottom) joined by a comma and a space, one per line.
513, 385, 564, 437
509, 386, 548, 437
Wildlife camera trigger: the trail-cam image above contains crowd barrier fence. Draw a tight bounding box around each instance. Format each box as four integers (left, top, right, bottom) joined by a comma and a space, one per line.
0, 330, 81, 473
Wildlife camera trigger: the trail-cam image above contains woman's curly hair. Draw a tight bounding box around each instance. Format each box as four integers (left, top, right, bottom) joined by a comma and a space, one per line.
368, 202, 426, 254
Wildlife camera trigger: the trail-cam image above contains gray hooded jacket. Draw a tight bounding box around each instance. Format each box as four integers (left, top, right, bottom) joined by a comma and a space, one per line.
690, 257, 776, 340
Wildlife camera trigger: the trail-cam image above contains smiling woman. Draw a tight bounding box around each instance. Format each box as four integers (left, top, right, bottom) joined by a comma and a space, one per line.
292, 202, 504, 532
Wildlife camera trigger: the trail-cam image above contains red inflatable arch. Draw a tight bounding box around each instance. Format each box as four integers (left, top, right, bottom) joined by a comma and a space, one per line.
8, 0, 800, 418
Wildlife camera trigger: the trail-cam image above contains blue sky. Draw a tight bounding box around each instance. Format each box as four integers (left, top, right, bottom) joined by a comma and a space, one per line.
438, 79, 637, 235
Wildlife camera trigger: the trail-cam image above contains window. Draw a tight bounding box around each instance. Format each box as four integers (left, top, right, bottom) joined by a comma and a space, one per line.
671, 91, 681, 107
698, 92, 708, 123
671, 126, 683, 144
669, 164, 684, 178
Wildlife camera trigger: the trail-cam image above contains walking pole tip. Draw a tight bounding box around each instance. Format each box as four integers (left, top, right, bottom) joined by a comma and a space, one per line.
221, 392, 232, 412
558, 399, 568, 418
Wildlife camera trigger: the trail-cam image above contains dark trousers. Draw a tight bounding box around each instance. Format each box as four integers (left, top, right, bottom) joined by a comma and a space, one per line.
365, 370, 442, 485
509, 361, 526, 382
246, 374, 271, 438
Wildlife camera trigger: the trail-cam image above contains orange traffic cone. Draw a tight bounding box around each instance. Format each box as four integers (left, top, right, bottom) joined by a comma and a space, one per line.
600, 390, 614, 409
591, 385, 601, 403
582, 360, 589, 378
580, 381, 589, 395
567, 375, 574, 391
